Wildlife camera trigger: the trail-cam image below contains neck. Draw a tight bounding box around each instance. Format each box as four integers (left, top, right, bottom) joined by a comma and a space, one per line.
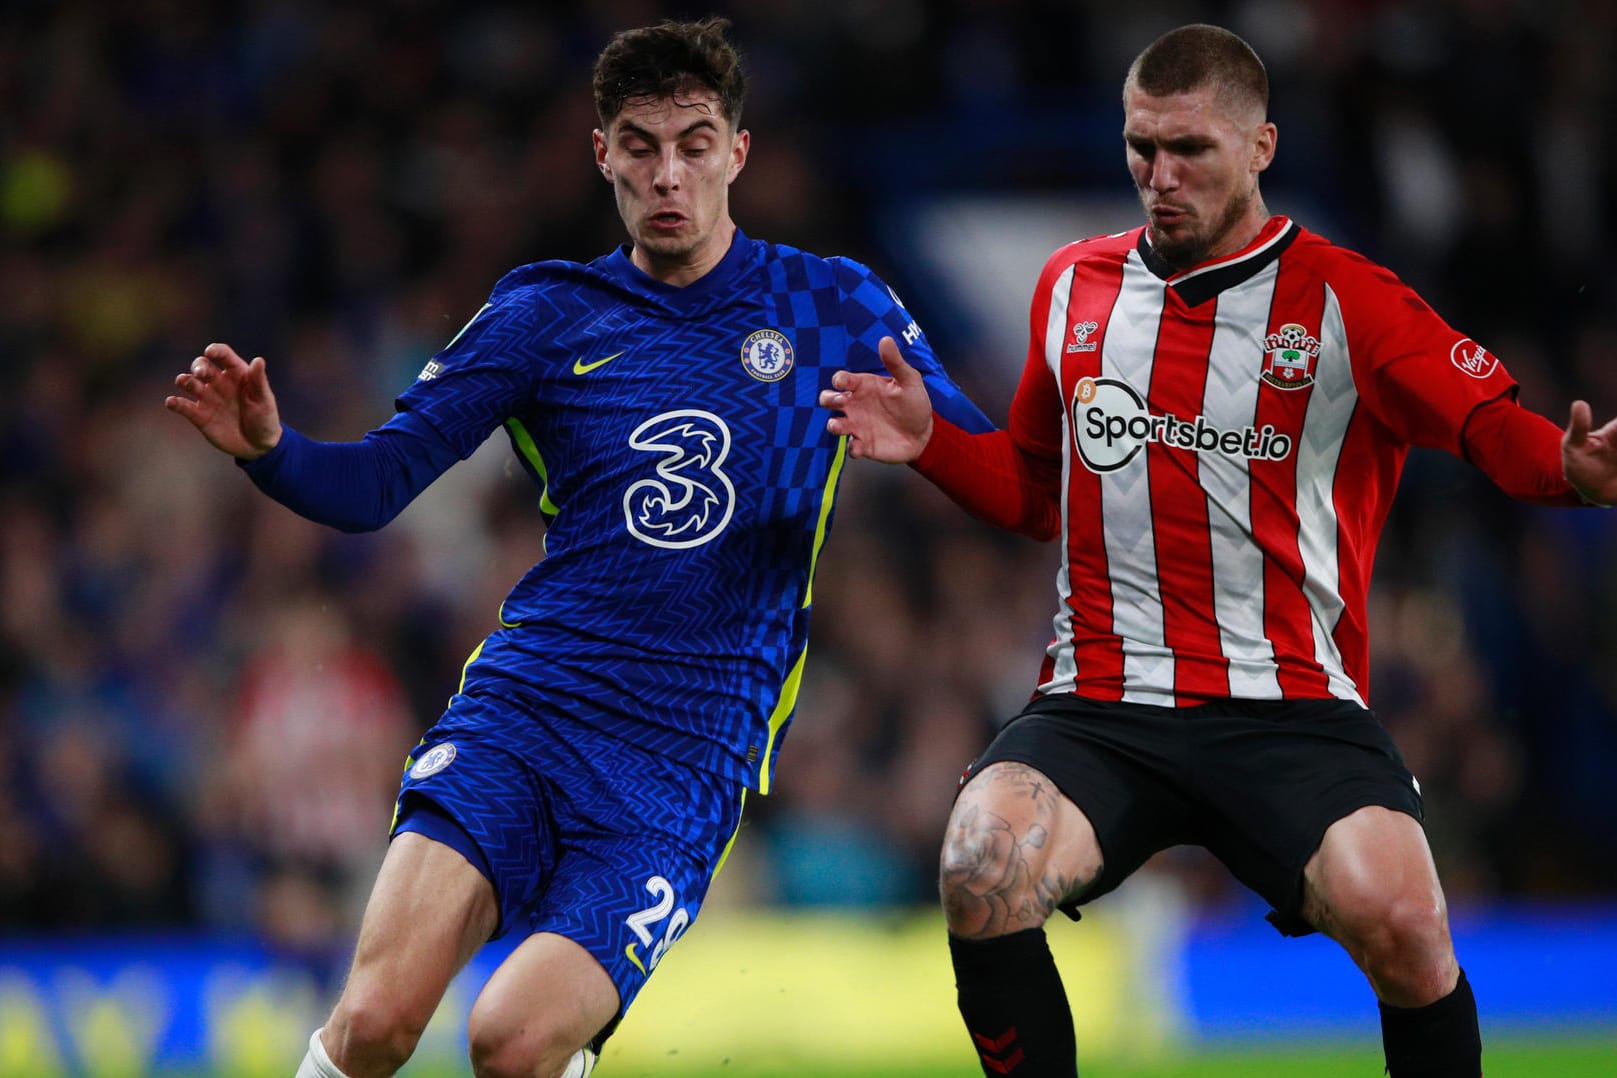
633, 219, 737, 286
1204, 193, 1269, 261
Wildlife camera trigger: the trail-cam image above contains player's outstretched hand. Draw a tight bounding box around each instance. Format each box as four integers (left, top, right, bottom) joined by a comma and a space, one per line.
1563, 400, 1617, 507
819, 336, 935, 462
165, 343, 283, 461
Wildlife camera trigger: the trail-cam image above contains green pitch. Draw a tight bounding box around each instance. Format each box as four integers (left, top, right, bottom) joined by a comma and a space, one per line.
137, 905, 1613, 1077
787, 1037, 1617, 1078
361, 1036, 1614, 1077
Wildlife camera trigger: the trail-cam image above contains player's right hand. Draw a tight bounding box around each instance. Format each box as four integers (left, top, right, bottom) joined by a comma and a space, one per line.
165, 342, 283, 460
819, 336, 935, 463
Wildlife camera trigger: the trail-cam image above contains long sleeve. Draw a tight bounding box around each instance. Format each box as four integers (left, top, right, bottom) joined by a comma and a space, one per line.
912, 420, 1060, 539
239, 410, 465, 532
1461, 395, 1584, 507
911, 345, 1064, 540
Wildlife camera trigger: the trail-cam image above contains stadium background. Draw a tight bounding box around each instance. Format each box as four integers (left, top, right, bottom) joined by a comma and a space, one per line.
1, 1, 1613, 1074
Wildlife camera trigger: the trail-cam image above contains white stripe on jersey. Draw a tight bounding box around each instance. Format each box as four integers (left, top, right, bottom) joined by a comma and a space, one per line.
1043, 263, 1081, 693
1021, 219, 1512, 707
1107, 253, 1173, 706
1200, 263, 1283, 698
1297, 286, 1362, 704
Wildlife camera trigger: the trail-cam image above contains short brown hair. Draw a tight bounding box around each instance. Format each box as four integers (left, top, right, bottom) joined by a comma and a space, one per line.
1125, 24, 1268, 119
592, 17, 746, 130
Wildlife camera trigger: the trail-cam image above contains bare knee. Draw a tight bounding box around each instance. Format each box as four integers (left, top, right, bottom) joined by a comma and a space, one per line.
1305, 810, 1458, 1006
325, 987, 432, 1075
938, 763, 1099, 940
1344, 890, 1457, 1003
468, 999, 582, 1078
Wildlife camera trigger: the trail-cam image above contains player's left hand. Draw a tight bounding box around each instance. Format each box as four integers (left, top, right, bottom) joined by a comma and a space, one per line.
1563, 400, 1617, 507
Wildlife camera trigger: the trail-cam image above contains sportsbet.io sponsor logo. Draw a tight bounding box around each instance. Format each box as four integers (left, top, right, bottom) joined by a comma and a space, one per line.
1071, 376, 1293, 474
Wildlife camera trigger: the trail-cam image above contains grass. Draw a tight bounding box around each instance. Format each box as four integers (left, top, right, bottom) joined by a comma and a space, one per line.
313, 1034, 1610, 1077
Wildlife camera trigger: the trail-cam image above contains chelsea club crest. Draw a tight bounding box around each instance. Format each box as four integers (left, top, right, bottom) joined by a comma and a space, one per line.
409, 743, 457, 779
740, 329, 794, 382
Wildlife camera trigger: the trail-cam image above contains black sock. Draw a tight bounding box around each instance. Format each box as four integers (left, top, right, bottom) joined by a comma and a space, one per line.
949, 928, 1077, 1078
1379, 968, 1482, 1077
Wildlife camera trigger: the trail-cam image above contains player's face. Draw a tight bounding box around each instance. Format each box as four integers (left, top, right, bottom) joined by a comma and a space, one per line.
594, 90, 749, 285
1123, 82, 1276, 269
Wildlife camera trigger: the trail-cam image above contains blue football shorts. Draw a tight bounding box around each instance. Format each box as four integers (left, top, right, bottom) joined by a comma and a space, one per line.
391, 690, 746, 1031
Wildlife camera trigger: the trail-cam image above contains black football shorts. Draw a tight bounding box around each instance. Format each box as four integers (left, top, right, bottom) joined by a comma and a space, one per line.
961, 694, 1424, 936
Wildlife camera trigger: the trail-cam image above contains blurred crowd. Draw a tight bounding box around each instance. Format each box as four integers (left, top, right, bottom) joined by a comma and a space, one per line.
2, 0, 1615, 975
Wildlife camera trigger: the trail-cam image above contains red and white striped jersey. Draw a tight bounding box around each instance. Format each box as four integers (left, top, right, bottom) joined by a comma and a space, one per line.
1000, 216, 1520, 708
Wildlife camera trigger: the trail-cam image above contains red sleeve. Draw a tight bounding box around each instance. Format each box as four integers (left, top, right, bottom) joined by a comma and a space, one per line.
1333, 252, 1519, 455
1462, 396, 1583, 506
911, 346, 1063, 540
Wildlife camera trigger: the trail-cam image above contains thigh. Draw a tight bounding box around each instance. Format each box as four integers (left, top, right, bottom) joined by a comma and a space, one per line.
1186, 700, 1425, 935
1301, 805, 1448, 943
943, 759, 1104, 937
338, 831, 499, 1024
471, 931, 619, 1066
951, 698, 1196, 926
402, 694, 745, 1041
525, 761, 746, 1036
391, 726, 555, 941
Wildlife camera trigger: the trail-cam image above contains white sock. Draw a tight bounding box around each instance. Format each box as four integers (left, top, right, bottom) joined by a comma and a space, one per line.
561, 1047, 598, 1078
294, 1028, 353, 1078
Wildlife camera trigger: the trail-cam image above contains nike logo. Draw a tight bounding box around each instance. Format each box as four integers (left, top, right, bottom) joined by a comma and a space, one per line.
572, 351, 625, 375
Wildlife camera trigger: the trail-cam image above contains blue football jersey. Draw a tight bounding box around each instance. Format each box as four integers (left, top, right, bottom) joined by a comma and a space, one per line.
388, 230, 988, 791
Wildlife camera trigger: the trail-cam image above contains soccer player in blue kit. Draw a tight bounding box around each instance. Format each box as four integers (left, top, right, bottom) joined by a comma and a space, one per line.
166, 17, 990, 1078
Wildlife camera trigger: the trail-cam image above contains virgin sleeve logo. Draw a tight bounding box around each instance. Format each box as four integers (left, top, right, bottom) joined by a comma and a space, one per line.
1449, 338, 1499, 379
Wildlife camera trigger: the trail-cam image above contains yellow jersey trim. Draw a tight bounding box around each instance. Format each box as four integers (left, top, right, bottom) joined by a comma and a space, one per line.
756, 437, 847, 792
802, 436, 847, 610
504, 416, 559, 517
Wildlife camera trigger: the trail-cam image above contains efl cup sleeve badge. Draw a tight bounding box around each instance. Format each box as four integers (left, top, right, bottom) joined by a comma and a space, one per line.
1260, 323, 1320, 390
740, 329, 794, 383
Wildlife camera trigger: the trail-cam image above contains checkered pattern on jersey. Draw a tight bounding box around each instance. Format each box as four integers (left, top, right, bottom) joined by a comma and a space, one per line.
396, 234, 988, 790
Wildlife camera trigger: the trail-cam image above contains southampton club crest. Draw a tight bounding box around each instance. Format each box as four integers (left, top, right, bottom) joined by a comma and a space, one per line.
740, 328, 794, 382
1261, 323, 1320, 390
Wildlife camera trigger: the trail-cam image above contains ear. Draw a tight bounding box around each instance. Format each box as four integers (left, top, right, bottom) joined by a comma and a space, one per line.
593, 129, 613, 183
726, 129, 750, 184
1252, 121, 1277, 173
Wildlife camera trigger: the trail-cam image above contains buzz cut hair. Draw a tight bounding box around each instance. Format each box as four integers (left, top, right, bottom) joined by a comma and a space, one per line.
1124, 23, 1268, 120
592, 16, 746, 131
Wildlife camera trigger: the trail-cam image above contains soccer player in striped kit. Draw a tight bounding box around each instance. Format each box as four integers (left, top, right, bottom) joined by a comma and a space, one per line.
167, 17, 991, 1078
823, 23, 1617, 1078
